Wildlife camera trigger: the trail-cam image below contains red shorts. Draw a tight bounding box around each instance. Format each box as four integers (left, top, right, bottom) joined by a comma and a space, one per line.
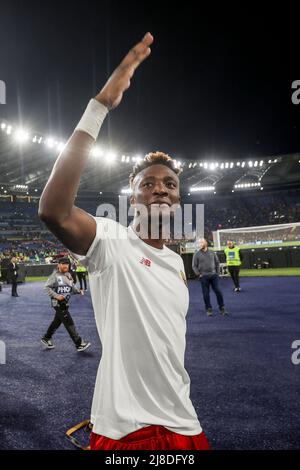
90, 425, 211, 450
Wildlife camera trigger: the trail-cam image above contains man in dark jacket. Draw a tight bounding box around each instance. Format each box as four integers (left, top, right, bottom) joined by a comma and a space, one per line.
192, 239, 228, 316
41, 257, 91, 352
8, 256, 19, 297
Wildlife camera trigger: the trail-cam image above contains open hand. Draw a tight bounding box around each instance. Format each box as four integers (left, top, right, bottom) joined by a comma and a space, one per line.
95, 32, 154, 110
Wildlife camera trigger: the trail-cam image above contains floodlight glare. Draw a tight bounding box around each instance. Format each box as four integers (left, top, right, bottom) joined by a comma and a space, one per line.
14, 128, 29, 143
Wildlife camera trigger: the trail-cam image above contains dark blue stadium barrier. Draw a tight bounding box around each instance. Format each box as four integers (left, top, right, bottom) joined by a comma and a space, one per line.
182, 246, 300, 278
0, 263, 56, 282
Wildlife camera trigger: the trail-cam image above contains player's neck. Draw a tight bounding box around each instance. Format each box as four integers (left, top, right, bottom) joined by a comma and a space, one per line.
142, 238, 164, 250
131, 220, 165, 249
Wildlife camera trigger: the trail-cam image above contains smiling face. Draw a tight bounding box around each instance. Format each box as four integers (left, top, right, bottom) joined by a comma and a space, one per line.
130, 164, 181, 214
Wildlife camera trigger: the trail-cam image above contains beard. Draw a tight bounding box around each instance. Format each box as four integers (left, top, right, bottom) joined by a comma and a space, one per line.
147, 209, 176, 240
132, 202, 181, 240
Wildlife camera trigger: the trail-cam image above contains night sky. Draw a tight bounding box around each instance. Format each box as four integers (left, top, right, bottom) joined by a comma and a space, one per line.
0, 1, 300, 161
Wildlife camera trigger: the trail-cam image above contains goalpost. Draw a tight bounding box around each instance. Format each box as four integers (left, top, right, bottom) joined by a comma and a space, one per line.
212, 222, 300, 250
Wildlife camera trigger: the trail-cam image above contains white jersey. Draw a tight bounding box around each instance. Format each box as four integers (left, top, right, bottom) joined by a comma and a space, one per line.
72, 217, 202, 439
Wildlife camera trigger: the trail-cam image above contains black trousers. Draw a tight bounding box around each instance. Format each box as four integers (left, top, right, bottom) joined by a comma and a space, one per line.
200, 274, 224, 310
44, 306, 82, 347
77, 272, 87, 290
11, 279, 18, 296
228, 266, 240, 288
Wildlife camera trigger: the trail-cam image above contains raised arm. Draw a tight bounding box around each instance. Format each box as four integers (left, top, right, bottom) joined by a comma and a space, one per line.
38, 32, 154, 255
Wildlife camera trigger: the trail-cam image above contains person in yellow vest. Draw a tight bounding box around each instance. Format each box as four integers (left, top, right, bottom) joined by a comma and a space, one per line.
76, 261, 88, 291
224, 240, 243, 292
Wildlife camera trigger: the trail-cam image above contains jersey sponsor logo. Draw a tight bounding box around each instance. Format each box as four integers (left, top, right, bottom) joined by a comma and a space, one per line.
139, 257, 152, 267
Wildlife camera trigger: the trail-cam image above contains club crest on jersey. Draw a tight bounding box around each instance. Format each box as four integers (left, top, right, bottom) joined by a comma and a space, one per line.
180, 270, 187, 287
140, 257, 152, 267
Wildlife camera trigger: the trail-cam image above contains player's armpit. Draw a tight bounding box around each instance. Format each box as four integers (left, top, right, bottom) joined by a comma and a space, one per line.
41, 206, 96, 256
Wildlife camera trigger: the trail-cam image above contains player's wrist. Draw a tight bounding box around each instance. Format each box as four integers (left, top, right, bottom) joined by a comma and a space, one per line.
94, 92, 111, 110
74, 98, 109, 141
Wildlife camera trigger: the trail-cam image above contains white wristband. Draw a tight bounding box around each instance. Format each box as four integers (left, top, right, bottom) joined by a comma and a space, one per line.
74, 98, 108, 141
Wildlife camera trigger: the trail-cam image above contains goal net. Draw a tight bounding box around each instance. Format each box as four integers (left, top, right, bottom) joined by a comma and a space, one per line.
212, 222, 300, 250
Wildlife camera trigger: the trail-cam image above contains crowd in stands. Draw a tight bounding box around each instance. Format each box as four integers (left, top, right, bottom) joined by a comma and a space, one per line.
0, 189, 299, 262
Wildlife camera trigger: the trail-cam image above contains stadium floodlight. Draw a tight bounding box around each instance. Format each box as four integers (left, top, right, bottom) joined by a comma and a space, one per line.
14, 128, 29, 143
215, 162, 219, 168
1, 122, 6, 130
121, 188, 132, 194
199, 162, 203, 167
57, 142, 66, 152
230, 162, 234, 168
209, 163, 215, 170
241, 161, 245, 167
45, 137, 56, 148
131, 155, 142, 163
259, 160, 264, 166
248, 161, 253, 167
6, 125, 12, 135
190, 186, 215, 192
193, 162, 197, 168
236, 162, 240, 166
38, 137, 43, 144
91, 146, 103, 158
121, 155, 126, 162
126, 156, 130, 163
203, 162, 208, 169
188, 163, 192, 168
225, 162, 229, 169
188, 192, 191, 196
105, 151, 116, 163
254, 161, 258, 167
220, 163, 224, 169
274, 159, 278, 163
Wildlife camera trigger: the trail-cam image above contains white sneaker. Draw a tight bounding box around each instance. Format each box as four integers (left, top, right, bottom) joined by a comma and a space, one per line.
41, 338, 55, 349
76, 341, 91, 352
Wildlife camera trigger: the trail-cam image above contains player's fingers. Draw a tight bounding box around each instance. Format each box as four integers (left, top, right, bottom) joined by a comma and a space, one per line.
120, 32, 153, 71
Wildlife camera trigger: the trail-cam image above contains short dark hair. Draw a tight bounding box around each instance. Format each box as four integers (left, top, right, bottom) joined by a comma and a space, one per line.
129, 151, 182, 189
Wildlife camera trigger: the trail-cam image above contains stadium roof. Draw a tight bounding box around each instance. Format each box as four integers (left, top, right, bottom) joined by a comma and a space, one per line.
0, 123, 300, 196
